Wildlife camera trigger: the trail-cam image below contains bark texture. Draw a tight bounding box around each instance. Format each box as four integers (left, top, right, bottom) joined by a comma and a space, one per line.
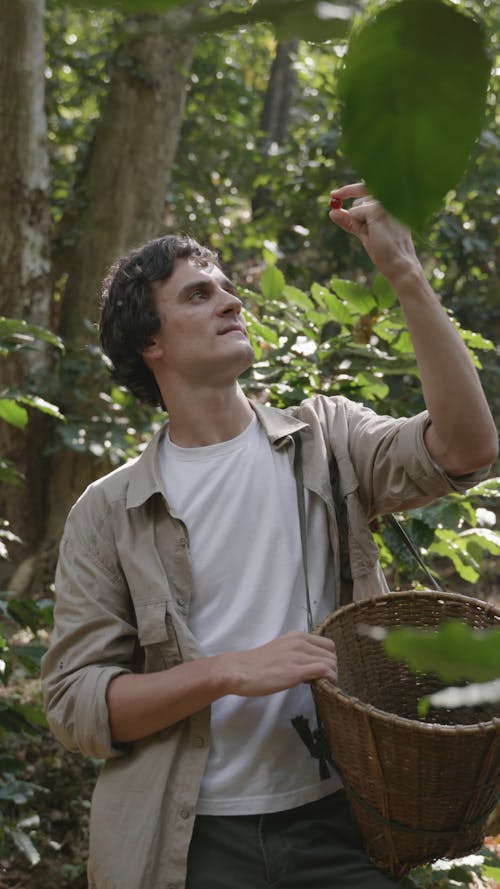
0, 0, 51, 576
0, 0, 50, 335
42, 15, 196, 567
253, 40, 298, 220
59, 16, 195, 349
259, 39, 298, 145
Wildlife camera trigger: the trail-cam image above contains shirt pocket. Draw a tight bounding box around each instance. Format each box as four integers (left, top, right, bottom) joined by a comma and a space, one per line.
345, 489, 380, 577
134, 601, 182, 670
337, 462, 380, 578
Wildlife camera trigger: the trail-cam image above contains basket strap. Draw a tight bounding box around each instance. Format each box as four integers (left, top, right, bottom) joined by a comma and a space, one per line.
329, 449, 353, 606
293, 432, 314, 632
292, 432, 333, 781
384, 514, 443, 592
293, 430, 443, 597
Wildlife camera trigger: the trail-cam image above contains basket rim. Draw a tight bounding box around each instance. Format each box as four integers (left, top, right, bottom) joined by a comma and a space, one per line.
313, 589, 500, 733
314, 589, 500, 630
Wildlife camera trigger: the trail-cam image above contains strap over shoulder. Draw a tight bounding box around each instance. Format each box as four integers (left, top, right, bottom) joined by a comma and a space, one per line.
292, 429, 353, 609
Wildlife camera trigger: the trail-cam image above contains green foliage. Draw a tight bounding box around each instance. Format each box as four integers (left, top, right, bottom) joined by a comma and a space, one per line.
371, 480, 500, 585
411, 847, 500, 887
242, 262, 492, 420
384, 621, 500, 684
339, 0, 491, 232
0, 316, 65, 432
49, 337, 165, 465
0, 399, 28, 430
0, 590, 52, 692
45, 3, 120, 233
0, 313, 63, 865
0, 593, 52, 864
0, 592, 51, 864
0, 317, 64, 354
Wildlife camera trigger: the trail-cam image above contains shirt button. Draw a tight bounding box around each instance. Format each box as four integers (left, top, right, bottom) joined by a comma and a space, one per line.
193, 736, 205, 748
176, 596, 185, 608
180, 807, 190, 820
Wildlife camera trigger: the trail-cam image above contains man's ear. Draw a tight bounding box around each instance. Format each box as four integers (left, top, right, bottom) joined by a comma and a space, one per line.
141, 338, 163, 366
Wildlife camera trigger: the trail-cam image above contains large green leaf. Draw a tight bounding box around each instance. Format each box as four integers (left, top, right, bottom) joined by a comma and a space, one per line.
0, 317, 64, 352
384, 620, 500, 684
19, 395, 65, 421
283, 285, 314, 312
0, 399, 28, 429
261, 265, 285, 300
330, 278, 376, 314
339, 0, 490, 232
311, 285, 352, 325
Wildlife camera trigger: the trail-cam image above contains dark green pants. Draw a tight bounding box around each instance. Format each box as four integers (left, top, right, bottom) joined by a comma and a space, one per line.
186, 792, 415, 889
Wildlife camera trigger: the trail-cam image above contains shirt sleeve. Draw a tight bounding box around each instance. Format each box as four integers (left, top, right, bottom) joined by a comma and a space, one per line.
41, 497, 137, 759
344, 402, 491, 519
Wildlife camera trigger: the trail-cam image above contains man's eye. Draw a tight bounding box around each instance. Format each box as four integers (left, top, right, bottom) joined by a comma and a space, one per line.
190, 290, 207, 301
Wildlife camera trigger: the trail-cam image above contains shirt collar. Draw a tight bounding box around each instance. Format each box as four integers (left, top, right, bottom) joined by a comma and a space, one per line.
249, 400, 308, 444
126, 399, 309, 509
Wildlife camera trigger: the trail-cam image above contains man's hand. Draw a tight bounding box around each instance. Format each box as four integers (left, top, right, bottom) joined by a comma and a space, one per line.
215, 631, 338, 697
328, 182, 418, 283
107, 632, 337, 743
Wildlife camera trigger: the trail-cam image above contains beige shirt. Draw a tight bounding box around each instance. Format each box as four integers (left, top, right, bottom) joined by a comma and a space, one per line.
41, 395, 486, 889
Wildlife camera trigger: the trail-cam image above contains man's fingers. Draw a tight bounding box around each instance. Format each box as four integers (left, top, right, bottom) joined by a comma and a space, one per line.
330, 182, 367, 200
328, 206, 357, 232
351, 196, 376, 208
328, 206, 366, 238
305, 632, 335, 649
306, 659, 338, 684
329, 197, 386, 240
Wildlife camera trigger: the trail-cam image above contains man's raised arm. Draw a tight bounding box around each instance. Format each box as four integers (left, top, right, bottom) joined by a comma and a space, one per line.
329, 183, 498, 477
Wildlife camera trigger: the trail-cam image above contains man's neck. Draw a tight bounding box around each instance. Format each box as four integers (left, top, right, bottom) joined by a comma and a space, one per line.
166, 383, 253, 448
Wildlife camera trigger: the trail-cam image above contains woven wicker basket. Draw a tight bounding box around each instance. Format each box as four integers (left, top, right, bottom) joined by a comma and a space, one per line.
312, 590, 500, 878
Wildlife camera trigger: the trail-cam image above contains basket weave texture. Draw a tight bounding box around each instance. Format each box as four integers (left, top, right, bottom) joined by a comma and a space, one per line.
312, 590, 500, 877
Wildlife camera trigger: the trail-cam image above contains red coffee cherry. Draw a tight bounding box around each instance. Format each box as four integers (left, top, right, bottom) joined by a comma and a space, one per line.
330, 197, 343, 210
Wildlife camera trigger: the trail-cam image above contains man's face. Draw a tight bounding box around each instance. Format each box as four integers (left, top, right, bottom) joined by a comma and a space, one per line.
142, 257, 254, 388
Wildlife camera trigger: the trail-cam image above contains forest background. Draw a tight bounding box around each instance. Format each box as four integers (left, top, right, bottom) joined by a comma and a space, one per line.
0, 0, 499, 886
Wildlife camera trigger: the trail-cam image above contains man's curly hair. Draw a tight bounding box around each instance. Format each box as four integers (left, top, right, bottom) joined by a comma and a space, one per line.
99, 235, 219, 408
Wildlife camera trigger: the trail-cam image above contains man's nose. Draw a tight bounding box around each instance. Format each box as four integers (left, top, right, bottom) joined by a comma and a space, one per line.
219, 290, 242, 314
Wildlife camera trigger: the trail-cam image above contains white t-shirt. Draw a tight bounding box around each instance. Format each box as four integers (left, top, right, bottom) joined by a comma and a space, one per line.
158, 413, 341, 814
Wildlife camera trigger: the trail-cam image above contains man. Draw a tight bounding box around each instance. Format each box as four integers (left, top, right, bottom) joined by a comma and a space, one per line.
41, 183, 497, 889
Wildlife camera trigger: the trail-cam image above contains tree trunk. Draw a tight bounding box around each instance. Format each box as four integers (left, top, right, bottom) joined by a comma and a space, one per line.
0, 0, 50, 335
41, 14, 196, 574
252, 40, 298, 220
59, 15, 195, 348
0, 0, 51, 578
259, 40, 298, 145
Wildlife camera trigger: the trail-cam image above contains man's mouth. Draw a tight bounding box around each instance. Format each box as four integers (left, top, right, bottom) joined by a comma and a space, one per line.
218, 325, 247, 336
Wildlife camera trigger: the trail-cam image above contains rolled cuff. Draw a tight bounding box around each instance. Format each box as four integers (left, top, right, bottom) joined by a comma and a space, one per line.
46, 665, 131, 760
397, 412, 491, 498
